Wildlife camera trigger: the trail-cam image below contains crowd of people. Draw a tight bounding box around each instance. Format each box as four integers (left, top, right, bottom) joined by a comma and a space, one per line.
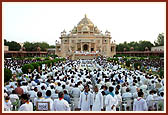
4, 57, 164, 111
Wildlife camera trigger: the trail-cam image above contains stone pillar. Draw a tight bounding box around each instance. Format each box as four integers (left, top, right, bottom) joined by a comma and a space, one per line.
94, 43, 96, 51
81, 43, 83, 52
89, 43, 91, 52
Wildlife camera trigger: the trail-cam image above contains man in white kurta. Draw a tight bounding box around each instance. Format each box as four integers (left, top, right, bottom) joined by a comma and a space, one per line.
78, 85, 93, 111
71, 84, 81, 110
18, 94, 33, 111
92, 86, 103, 111
133, 91, 148, 111
4, 96, 12, 111
105, 87, 118, 111
52, 92, 70, 111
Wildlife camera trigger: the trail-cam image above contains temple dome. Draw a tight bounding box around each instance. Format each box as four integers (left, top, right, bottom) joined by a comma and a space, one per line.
82, 25, 90, 32
77, 14, 94, 26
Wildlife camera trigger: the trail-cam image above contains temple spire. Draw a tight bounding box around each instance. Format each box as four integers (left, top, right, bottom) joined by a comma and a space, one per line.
85, 14, 87, 18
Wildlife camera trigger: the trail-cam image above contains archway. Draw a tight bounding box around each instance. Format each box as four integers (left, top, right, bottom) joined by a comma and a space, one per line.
83, 44, 88, 51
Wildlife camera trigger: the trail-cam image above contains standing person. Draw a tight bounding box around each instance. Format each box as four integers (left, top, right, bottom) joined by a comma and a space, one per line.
4, 96, 12, 111
78, 85, 93, 111
52, 92, 70, 111
92, 86, 103, 111
105, 87, 118, 111
133, 91, 148, 111
44, 90, 53, 111
15, 82, 23, 97
71, 84, 80, 110
63, 90, 71, 104
34, 91, 45, 109
18, 94, 33, 111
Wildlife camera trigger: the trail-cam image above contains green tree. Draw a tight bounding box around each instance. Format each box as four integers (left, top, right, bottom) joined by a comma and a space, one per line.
138, 40, 154, 51
23, 41, 50, 51
23, 41, 34, 51
154, 33, 164, 46
116, 40, 154, 52
49, 45, 55, 48
4, 68, 12, 83
5, 40, 21, 51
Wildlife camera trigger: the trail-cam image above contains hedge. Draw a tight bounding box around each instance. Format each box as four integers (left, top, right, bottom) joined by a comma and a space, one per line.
21, 57, 66, 74
126, 60, 131, 67
134, 62, 142, 70
31, 62, 40, 70
22, 64, 34, 74
107, 57, 119, 63
4, 68, 12, 83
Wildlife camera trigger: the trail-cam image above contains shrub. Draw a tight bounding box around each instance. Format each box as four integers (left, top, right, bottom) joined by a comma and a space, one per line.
35, 57, 41, 60
4, 68, 12, 83
36, 61, 43, 67
45, 57, 49, 60
158, 67, 164, 78
126, 60, 131, 67
123, 58, 127, 61
31, 63, 40, 70
134, 62, 142, 70
22, 64, 34, 74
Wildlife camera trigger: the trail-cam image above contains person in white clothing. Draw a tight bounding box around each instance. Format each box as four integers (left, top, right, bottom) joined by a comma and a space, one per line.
105, 87, 118, 111
52, 92, 70, 111
78, 85, 93, 111
9, 90, 19, 100
20, 82, 28, 94
71, 84, 81, 110
92, 86, 103, 111
34, 91, 45, 108
133, 91, 148, 111
44, 90, 53, 111
4, 96, 12, 111
18, 94, 33, 111
122, 88, 132, 98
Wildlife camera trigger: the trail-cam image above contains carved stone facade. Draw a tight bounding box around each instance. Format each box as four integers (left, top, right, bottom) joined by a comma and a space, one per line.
55, 14, 116, 60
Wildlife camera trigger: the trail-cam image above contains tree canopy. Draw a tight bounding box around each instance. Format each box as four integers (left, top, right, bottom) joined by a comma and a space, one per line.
116, 40, 154, 52
4, 39, 21, 51
23, 41, 50, 51
154, 33, 164, 46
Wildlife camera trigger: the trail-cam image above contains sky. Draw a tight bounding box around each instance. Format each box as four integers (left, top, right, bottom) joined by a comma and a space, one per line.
2, 2, 166, 45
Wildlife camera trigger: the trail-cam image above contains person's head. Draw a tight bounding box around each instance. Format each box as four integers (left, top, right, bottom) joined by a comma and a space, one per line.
84, 85, 89, 93
50, 85, 54, 89
58, 92, 64, 98
149, 90, 154, 95
109, 86, 114, 93
94, 86, 99, 93
34, 87, 38, 92
101, 91, 105, 96
63, 90, 68, 94
41, 85, 45, 90
55, 90, 59, 94
12, 90, 16, 94
37, 91, 42, 98
46, 90, 51, 97
126, 88, 130, 92
160, 92, 164, 97
103, 86, 108, 91
153, 90, 157, 94
62, 85, 65, 89
17, 82, 21, 87
58, 82, 61, 86
75, 84, 78, 87
115, 90, 119, 95
21, 94, 29, 103
136, 88, 140, 92
5, 96, 10, 103
138, 91, 144, 97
